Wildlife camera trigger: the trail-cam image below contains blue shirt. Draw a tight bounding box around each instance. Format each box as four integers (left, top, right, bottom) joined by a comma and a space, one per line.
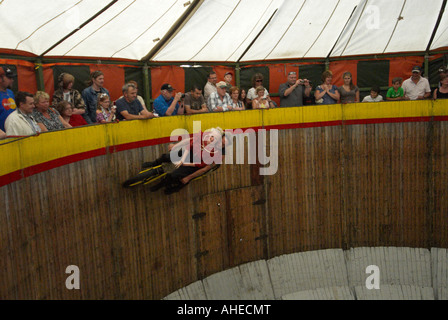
153, 94, 180, 117
81, 86, 110, 123
0, 89, 16, 132
316, 85, 338, 104
115, 97, 143, 121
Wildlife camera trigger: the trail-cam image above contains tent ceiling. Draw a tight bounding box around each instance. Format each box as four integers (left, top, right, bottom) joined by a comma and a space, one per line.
0, 0, 446, 62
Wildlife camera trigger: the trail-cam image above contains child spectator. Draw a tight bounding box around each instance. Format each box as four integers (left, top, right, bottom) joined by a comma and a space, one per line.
386, 78, 405, 101
362, 86, 384, 102
96, 93, 116, 123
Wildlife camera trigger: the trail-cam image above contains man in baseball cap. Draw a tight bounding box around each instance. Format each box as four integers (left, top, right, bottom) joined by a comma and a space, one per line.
0, 66, 17, 132
207, 81, 233, 112
402, 65, 431, 100
2, 66, 17, 79
153, 83, 184, 117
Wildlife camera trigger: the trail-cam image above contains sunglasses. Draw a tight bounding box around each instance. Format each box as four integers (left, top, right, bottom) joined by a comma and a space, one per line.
255, 79, 263, 82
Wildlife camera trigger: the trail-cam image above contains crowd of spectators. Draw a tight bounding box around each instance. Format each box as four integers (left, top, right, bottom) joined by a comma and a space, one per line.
0, 64, 446, 139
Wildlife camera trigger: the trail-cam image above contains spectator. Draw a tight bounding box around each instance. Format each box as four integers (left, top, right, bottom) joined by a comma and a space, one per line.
184, 85, 208, 115
402, 66, 431, 100
224, 72, 233, 93
239, 88, 248, 109
338, 72, 359, 103
362, 86, 384, 102
315, 70, 340, 104
433, 74, 448, 100
52, 73, 86, 115
82, 70, 110, 124
386, 77, 404, 101
229, 86, 245, 111
252, 86, 275, 109
118, 80, 148, 111
54, 101, 88, 127
204, 71, 218, 102
153, 83, 184, 117
116, 83, 156, 120
96, 93, 116, 123
247, 73, 269, 107
5, 91, 41, 136
439, 66, 448, 88
32, 91, 70, 132
279, 71, 312, 107
207, 81, 233, 112
0, 66, 17, 132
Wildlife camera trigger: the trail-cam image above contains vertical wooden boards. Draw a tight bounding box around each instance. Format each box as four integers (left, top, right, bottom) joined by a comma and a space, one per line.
267, 126, 344, 257
1, 113, 448, 299
433, 121, 448, 248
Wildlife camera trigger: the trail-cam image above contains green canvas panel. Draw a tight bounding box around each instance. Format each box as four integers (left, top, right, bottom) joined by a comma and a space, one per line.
124, 67, 145, 99
240, 66, 269, 93
52, 65, 91, 93
298, 64, 325, 89
184, 66, 213, 93
357, 60, 390, 89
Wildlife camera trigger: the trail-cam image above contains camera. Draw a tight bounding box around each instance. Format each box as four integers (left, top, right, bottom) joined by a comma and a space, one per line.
181, 93, 186, 99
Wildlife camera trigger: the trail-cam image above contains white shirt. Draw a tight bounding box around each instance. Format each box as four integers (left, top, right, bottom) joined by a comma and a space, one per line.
5, 109, 41, 136
402, 76, 431, 100
362, 95, 384, 102
247, 87, 269, 100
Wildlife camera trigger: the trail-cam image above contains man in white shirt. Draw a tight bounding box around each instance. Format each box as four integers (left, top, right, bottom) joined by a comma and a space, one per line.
5, 91, 41, 136
402, 66, 431, 100
204, 71, 218, 103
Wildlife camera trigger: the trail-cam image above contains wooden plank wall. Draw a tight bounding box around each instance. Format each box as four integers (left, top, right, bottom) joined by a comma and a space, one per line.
0, 120, 447, 299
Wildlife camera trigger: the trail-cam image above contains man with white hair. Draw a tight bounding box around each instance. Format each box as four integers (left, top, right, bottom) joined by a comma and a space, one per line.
207, 81, 233, 112
139, 127, 227, 195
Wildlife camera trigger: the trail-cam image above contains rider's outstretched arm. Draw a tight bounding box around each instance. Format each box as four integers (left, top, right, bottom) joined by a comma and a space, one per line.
181, 163, 217, 185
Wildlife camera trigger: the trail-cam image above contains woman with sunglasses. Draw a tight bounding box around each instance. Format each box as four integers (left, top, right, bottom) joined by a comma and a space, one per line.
247, 73, 270, 108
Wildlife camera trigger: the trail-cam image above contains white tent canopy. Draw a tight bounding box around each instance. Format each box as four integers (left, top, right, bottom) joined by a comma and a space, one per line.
0, 0, 446, 62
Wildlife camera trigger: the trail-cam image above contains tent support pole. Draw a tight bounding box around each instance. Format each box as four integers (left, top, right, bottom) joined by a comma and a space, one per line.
142, 63, 151, 111
35, 59, 45, 91
236, 63, 241, 88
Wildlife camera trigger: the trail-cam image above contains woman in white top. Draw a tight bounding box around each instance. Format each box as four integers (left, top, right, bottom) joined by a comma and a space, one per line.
247, 73, 269, 108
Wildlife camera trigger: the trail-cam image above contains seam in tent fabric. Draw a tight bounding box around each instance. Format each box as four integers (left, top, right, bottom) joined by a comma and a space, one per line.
383, 0, 407, 55
41, 0, 120, 57
326, 6, 357, 59
62, 0, 137, 57
111, 1, 179, 58
263, 0, 307, 61
189, 0, 243, 61
303, 0, 341, 58
14, 0, 84, 51
227, 0, 276, 62
339, 0, 369, 57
